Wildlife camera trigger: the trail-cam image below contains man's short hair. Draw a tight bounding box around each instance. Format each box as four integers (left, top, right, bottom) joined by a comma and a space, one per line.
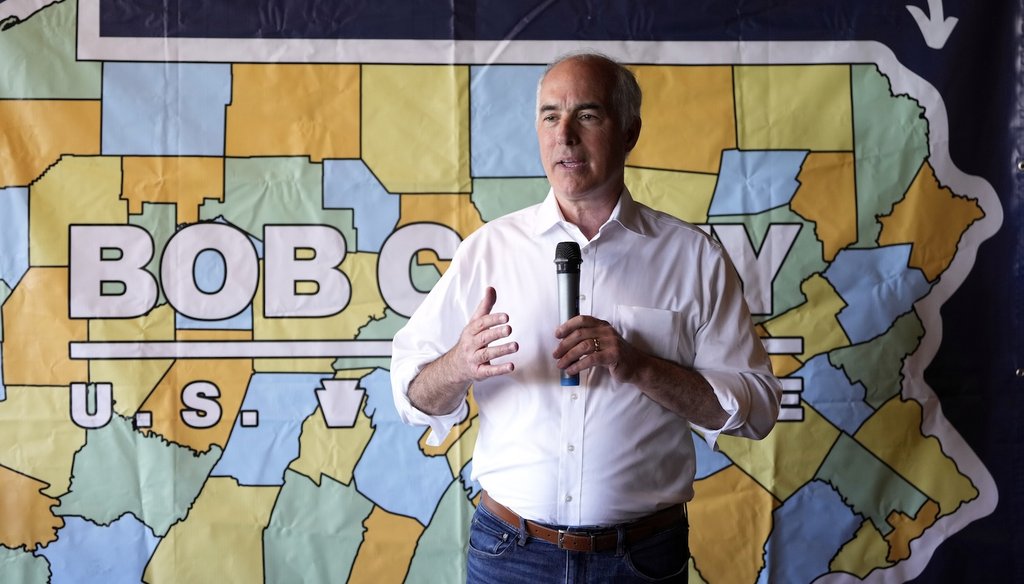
537, 51, 643, 131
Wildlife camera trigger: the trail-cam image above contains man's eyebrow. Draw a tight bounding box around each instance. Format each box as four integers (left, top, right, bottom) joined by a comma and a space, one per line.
538, 102, 605, 113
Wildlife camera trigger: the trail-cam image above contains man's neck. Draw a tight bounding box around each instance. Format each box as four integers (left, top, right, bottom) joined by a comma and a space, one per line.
556, 187, 622, 240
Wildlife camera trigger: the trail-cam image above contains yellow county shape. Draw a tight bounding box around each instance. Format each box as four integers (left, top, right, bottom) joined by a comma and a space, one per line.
226, 64, 360, 161
144, 477, 278, 584
629, 66, 736, 174
122, 157, 225, 224
0, 386, 86, 498
885, 499, 939, 562
763, 274, 850, 363
254, 252, 386, 373
29, 155, 125, 266
625, 166, 717, 224
348, 506, 425, 584
830, 519, 893, 577
398, 193, 485, 240
2, 268, 87, 386
362, 65, 470, 194
855, 397, 978, 516
717, 400, 841, 502
735, 65, 853, 151
88, 304, 176, 416
0, 464, 63, 551
689, 465, 778, 584
289, 398, 374, 487
878, 161, 984, 281
139, 329, 253, 454
790, 152, 857, 262
0, 100, 99, 187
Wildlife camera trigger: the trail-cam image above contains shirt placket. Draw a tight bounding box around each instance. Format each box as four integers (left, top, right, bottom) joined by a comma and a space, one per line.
555, 241, 594, 525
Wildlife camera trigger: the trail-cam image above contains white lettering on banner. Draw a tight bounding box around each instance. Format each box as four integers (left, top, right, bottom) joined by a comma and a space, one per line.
378, 222, 462, 318
180, 381, 222, 428
710, 223, 801, 316
161, 223, 258, 321
69, 382, 113, 429
69, 225, 159, 319
264, 225, 351, 317
67, 222, 797, 323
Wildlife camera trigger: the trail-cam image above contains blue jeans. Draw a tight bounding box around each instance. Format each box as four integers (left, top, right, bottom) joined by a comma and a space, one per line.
466, 504, 689, 583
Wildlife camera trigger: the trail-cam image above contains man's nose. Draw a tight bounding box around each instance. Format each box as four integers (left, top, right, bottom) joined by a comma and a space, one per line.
556, 118, 578, 145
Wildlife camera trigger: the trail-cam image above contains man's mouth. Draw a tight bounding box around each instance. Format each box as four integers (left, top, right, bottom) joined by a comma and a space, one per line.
558, 159, 586, 169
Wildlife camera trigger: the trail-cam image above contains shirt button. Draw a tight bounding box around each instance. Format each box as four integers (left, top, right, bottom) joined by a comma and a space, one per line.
567, 444, 575, 452
565, 495, 573, 502
578, 294, 586, 301
570, 393, 578, 400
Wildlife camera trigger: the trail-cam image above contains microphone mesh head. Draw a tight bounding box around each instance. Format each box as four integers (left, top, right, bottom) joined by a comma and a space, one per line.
555, 241, 582, 263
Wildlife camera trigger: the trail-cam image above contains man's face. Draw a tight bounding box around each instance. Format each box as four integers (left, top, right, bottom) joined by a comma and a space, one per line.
536, 58, 639, 204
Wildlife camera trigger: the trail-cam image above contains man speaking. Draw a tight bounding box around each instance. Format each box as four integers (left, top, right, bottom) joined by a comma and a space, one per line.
391, 52, 781, 583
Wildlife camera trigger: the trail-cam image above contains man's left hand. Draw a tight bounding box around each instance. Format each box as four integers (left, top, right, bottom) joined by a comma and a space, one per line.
553, 315, 644, 384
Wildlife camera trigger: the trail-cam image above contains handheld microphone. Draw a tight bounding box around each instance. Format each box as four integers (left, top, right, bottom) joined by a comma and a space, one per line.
554, 241, 582, 386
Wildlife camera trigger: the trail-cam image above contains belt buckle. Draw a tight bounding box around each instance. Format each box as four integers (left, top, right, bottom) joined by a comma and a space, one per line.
556, 529, 596, 552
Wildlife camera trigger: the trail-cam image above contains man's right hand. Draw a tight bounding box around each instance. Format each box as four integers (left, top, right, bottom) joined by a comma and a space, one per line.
407, 287, 518, 415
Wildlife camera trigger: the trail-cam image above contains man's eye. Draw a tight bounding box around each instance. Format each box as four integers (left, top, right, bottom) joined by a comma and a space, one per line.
579, 113, 595, 121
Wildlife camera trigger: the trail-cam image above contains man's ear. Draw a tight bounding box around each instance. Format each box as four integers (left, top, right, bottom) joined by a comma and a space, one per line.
624, 117, 642, 153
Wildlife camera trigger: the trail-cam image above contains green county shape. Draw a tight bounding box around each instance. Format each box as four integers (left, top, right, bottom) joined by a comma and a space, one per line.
471, 178, 550, 222
333, 308, 409, 371
0, 545, 49, 584
851, 65, 928, 248
814, 432, 928, 536
0, 279, 10, 342
829, 310, 925, 409
412, 254, 442, 293
405, 479, 475, 584
129, 202, 177, 307
708, 206, 825, 323
200, 157, 356, 248
0, 0, 101, 99
55, 415, 223, 537
263, 469, 374, 584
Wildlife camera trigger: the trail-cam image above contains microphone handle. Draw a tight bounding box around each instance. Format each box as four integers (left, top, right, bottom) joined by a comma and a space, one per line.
557, 271, 580, 386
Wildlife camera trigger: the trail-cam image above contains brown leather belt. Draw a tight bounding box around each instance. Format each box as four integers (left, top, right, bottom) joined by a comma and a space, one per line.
480, 491, 686, 553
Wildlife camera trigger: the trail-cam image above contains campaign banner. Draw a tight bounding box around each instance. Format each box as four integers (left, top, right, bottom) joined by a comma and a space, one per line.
0, 0, 1018, 582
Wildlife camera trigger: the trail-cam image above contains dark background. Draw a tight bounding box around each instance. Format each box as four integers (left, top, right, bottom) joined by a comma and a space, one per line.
100, 1, 1024, 580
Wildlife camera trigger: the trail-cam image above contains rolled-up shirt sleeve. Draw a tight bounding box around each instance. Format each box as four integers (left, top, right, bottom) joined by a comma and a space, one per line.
389, 248, 473, 447
690, 245, 782, 449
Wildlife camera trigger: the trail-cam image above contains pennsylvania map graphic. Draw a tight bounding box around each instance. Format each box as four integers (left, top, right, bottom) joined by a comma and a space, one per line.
0, 1, 1000, 582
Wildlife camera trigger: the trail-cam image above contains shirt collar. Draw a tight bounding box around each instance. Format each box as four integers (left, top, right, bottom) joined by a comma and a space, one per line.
532, 187, 649, 238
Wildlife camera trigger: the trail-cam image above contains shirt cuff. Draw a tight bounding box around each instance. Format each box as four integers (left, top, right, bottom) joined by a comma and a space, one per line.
690, 369, 779, 451
390, 364, 470, 446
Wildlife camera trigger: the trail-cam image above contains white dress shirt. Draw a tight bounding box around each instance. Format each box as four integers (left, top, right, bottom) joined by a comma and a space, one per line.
391, 189, 781, 526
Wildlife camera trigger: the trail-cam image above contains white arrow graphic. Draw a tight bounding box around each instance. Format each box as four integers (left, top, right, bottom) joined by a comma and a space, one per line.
315, 379, 366, 428
907, 0, 958, 49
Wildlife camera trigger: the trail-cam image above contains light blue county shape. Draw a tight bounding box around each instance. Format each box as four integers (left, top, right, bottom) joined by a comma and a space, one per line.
101, 62, 230, 156
210, 373, 325, 485
709, 150, 807, 216
692, 430, 733, 480
353, 369, 454, 525
36, 514, 160, 584
757, 480, 862, 584
824, 245, 932, 344
323, 160, 399, 253
459, 459, 481, 500
0, 544, 48, 584
470, 65, 546, 178
174, 248, 253, 329
796, 355, 874, 435
0, 187, 29, 289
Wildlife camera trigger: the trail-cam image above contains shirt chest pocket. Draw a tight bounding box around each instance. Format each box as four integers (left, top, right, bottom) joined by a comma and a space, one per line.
612, 305, 694, 367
